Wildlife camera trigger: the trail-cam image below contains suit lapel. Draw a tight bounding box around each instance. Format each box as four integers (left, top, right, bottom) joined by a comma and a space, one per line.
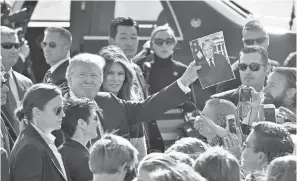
12, 71, 26, 100
25, 124, 67, 181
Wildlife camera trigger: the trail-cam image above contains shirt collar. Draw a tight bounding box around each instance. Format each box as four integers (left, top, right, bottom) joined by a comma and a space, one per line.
50, 57, 69, 73
7, 68, 13, 78
31, 124, 56, 145
69, 90, 78, 99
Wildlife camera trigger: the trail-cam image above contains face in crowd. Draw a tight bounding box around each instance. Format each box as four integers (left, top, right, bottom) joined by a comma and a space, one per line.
151, 29, 176, 59
242, 29, 269, 50
110, 25, 139, 60
1, 31, 20, 71
41, 31, 69, 66
102, 62, 126, 96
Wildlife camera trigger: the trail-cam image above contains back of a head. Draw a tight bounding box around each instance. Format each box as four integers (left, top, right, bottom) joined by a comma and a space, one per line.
206, 98, 239, 128
89, 133, 138, 174
167, 151, 194, 166
138, 153, 177, 173
150, 164, 206, 181
265, 155, 297, 181
273, 67, 296, 89
15, 83, 61, 122
165, 137, 209, 160
252, 122, 294, 162
194, 146, 241, 181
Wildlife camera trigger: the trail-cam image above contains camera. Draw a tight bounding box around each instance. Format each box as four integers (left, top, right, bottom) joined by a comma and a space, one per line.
240, 87, 251, 102
226, 114, 237, 134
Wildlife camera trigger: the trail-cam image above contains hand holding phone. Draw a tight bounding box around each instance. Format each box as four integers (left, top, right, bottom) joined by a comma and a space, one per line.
226, 114, 237, 134
240, 87, 251, 102
263, 104, 276, 122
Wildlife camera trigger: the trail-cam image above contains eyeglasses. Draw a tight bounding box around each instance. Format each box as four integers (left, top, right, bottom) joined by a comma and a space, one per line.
153, 38, 175, 46
1, 42, 21, 49
238, 63, 264, 72
243, 37, 267, 45
41, 41, 60, 49
53, 107, 63, 116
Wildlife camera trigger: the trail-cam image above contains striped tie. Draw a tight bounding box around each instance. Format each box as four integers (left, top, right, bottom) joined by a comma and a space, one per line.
3, 73, 19, 133
43, 70, 52, 83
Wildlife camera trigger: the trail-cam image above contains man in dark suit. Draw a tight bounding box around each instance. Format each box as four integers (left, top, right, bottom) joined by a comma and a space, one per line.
191, 38, 234, 89
64, 53, 200, 142
1, 26, 33, 135
59, 98, 102, 181
42, 27, 71, 95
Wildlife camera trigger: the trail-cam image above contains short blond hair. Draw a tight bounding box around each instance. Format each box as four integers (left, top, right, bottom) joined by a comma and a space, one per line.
150, 23, 176, 42
89, 134, 139, 174
66, 53, 105, 83
0, 26, 17, 38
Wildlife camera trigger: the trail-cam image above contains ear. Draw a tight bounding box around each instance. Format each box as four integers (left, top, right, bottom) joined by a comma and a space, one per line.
286, 88, 296, 99
77, 118, 87, 129
108, 38, 115, 45
32, 107, 41, 119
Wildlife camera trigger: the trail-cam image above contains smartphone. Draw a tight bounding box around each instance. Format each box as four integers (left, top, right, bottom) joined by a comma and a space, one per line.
263, 104, 276, 123
226, 114, 237, 134
240, 87, 251, 102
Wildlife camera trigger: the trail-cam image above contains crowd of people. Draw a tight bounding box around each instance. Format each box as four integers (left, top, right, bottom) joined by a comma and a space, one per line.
0, 16, 296, 181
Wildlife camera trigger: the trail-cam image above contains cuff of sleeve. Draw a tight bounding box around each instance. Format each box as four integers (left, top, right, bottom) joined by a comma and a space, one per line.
177, 79, 191, 94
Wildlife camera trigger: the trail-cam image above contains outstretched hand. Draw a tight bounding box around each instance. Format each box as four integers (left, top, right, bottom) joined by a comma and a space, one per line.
179, 61, 202, 87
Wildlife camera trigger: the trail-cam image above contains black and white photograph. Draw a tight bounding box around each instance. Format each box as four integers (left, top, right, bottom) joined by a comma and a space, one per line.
190, 31, 235, 89
1, 1, 296, 181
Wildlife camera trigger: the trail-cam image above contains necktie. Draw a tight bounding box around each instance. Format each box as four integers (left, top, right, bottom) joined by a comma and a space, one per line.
3, 73, 19, 133
43, 70, 52, 83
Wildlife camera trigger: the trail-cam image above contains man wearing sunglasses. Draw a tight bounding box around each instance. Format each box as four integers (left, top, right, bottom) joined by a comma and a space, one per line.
1, 26, 33, 136
42, 27, 72, 95
216, 20, 280, 94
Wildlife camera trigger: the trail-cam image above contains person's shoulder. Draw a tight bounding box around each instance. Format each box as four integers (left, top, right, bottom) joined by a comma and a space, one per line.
13, 70, 33, 85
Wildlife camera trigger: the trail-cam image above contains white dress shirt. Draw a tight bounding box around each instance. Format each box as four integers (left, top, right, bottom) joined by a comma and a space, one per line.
31, 124, 68, 180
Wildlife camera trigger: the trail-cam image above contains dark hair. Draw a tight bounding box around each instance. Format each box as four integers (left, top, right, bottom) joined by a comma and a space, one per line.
252, 122, 294, 162
242, 20, 267, 35
15, 83, 62, 122
194, 146, 241, 181
61, 98, 99, 139
109, 17, 139, 39
273, 67, 296, 89
98, 45, 136, 100
240, 45, 269, 65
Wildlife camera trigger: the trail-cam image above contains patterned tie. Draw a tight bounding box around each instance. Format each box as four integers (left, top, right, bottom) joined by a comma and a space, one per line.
3, 73, 19, 133
43, 70, 52, 83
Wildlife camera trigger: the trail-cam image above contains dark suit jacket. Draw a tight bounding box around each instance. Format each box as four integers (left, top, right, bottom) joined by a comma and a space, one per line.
43, 60, 69, 95
1, 113, 17, 152
1, 148, 10, 181
9, 124, 70, 181
1, 71, 33, 135
197, 54, 234, 88
211, 88, 240, 106
94, 81, 189, 139
58, 139, 92, 181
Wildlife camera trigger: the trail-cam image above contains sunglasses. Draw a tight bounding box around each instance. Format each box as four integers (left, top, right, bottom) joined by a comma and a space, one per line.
153, 38, 175, 46
41, 41, 59, 49
243, 37, 266, 45
238, 63, 264, 72
53, 107, 63, 116
1, 42, 21, 49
